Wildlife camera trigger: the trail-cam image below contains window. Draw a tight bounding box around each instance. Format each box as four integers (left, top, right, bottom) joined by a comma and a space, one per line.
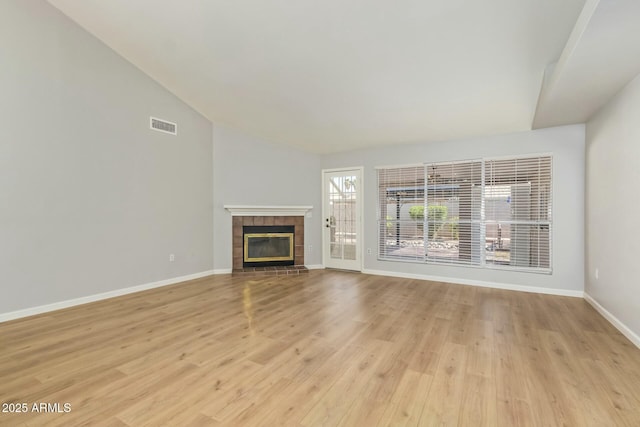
484, 156, 552, 269
377, 165, 425, 262
377, 155, 552, 272
425, 160, 483, 266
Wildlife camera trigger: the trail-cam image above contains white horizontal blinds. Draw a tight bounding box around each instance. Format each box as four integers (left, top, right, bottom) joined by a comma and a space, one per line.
376, 155, 553, 272
425, 160, 483, 265
484, 156, 552, 269
377, 166, 426, 262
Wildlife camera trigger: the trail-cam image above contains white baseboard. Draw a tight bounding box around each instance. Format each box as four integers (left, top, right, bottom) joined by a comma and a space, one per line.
305, 264, 325, 270
362, 268, 584, 298
584, 293, 640, 349
0, 270, 215, 323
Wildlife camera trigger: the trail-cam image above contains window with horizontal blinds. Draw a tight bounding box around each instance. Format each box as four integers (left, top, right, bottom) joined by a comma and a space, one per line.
377, 154, 553, 272
484, 156, 552, 269
377, 165, 425, 262
425, 160, 483, 266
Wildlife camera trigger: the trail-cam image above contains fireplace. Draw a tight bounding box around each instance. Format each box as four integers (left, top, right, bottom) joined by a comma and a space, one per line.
229, 212, 308, 275
243, 225, 294, 267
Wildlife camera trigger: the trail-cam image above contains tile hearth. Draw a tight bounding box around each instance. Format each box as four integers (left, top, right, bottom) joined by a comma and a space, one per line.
232, 265, 309, 276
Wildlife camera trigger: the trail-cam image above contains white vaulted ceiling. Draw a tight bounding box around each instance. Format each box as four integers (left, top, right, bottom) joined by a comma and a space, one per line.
45, 0, 607, 153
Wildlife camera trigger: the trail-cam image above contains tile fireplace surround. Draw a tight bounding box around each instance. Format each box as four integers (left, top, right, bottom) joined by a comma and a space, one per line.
225, 206, 312, 276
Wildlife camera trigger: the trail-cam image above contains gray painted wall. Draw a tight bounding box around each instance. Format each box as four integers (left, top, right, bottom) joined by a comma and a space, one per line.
212, 125, 322, 270
586, 73, 640, 340
0, 0, 213, 314
321, 125, 585, 293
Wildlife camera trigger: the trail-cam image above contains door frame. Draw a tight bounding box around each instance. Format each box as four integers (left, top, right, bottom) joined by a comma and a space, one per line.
321, 167, 364, 271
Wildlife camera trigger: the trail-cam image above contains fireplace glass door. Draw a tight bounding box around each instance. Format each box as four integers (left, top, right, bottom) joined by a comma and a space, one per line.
244, 233, 294, 263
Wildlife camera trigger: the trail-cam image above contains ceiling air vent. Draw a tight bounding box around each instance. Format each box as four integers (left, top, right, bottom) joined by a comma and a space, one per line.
150, 116, 177, 135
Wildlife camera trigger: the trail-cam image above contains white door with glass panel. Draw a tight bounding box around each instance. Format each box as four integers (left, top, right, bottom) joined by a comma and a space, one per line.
322, 168, 362, 271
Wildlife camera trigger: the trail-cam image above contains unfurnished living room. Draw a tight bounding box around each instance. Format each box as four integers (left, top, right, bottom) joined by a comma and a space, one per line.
1, 0, 640, 425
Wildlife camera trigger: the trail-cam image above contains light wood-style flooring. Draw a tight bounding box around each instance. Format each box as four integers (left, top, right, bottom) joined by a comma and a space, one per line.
1, 270, 639, 426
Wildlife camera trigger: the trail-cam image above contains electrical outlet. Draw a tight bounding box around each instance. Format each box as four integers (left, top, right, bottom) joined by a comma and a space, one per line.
595, 268, 599, 280
367, 248, 372, 255
169, 253, 175, 262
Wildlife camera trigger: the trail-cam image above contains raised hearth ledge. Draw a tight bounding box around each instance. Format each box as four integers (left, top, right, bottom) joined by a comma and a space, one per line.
224, 205, 312, 217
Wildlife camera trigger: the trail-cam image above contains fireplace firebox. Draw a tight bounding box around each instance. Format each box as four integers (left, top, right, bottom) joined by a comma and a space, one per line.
243, 225, 295, 267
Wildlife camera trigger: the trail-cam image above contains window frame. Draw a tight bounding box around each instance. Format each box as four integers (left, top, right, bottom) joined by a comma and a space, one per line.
376, 154, 553, 274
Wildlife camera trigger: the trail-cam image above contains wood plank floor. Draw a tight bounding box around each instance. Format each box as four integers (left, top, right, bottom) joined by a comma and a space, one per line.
1, 270, 639, 426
